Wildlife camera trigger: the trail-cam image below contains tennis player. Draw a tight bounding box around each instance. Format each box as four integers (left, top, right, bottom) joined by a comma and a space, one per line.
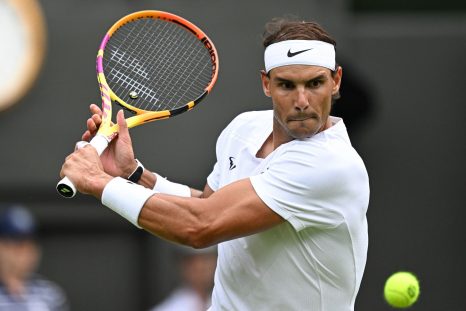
61, 17, 369, 310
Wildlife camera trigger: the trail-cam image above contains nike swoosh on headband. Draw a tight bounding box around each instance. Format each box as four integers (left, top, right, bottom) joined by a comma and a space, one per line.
287, 48, 313, 57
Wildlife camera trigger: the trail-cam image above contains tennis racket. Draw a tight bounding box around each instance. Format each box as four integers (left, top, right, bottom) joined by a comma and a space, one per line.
57, 10, 219, 198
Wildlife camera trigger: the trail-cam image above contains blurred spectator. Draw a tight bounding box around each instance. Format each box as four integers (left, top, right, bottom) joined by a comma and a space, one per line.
0, 205, 69, 311
150, 246, 217, 311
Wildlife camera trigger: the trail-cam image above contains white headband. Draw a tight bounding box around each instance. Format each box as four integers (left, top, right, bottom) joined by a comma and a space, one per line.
264, 40, 336, 73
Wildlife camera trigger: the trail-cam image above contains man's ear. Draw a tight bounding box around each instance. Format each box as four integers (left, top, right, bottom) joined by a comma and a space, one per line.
332, 66, 343, 96
260, 70, 271, 97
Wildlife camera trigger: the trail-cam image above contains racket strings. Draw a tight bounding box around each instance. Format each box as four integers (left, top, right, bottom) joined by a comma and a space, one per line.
138, 20, 212, 111
105, 20, 162, 106
103, 18, 214, 112
108, 19, 164, 108
140, 20, 193, 110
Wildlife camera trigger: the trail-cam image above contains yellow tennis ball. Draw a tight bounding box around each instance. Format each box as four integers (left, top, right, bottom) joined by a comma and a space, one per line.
384, 271, 420, 308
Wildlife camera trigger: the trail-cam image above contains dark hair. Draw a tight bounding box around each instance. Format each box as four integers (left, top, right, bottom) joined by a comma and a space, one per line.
262, 17, 336, 49
262, 17, 340, 101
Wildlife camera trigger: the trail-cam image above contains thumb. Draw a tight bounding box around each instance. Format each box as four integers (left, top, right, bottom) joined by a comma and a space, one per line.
116, 110, 130, 140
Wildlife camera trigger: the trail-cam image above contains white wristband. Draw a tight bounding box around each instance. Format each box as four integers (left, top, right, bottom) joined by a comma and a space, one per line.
153, 173, 191, 197
101, 177, 154, 228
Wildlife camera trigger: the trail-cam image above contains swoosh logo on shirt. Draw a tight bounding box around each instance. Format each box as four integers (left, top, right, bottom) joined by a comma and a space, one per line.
229, 157, 236, 170
287, 48, 313, 57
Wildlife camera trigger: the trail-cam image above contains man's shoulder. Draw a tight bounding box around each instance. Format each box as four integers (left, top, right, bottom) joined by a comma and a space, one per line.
221, 110, 272, 138
231, 110, 272, 125
273, 122, 366, 176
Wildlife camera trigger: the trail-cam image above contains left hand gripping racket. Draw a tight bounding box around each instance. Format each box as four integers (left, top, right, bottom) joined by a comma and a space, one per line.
57, 10, 219, 198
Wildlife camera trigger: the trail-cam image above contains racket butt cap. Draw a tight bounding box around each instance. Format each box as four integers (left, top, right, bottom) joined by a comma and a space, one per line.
56, 177, 77, 198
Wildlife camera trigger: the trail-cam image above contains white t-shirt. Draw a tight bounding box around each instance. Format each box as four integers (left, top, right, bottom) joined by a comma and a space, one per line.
206, 110, 369, 311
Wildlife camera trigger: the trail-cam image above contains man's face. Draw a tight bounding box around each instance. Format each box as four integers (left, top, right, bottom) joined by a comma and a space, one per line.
261, 64, 342, 143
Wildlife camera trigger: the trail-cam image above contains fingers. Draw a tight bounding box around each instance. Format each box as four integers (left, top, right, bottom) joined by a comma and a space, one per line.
89, 104, 103, 131
82, 130, 91, 142
90, 104, 102, 115
81, 118, 98, 142
87, 117, 98, 132
116, 109, 132, 146
117, 109, 128, 133
89, 104, 103, 129
60, 142, 108, 197
91, 113, 102, 124
82, 105, 103, 141
75, 141, 90, 151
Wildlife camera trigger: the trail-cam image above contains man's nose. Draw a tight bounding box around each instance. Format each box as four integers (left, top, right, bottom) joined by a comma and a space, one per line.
294, 88, 310, 112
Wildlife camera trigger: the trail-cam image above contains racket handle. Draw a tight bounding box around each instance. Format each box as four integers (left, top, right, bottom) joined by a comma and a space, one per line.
56, 176, 77, 198
56, 135, 110, 198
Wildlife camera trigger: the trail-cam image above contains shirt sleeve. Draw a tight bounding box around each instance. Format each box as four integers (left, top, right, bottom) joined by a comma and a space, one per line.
206, 162, 220, 191
249, 145, 346, 232
205, 113, 243, 192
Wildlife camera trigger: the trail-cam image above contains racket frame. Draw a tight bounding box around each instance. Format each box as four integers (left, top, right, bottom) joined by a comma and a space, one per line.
95, 10, 219, 141
57, 10, 219, 198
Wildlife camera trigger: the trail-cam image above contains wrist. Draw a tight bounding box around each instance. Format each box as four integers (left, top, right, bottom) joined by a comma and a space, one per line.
126, 159, 144, 183
153, 173, 191, 197
101, 177, 155, 228
89, 173, 113, 199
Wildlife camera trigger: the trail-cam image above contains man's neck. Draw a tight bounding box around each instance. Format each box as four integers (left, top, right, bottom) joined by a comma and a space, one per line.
256, 133, 274, 159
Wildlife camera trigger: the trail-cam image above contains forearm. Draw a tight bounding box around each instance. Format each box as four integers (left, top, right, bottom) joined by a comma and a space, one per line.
100, 176, 214, 247
135, 166, 205, 198
100, 171, 213, 237
100, 177, 282, 248
137, 179, 281, 248
122, 160, 206, 198
136, 168, 157, 189
138, 195, 213, 247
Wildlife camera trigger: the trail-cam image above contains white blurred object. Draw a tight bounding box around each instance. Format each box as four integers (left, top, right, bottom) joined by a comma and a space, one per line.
0, 0, 46, 111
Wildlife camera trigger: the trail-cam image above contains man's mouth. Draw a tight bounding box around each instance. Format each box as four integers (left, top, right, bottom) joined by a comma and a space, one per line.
289, 115, 315, 122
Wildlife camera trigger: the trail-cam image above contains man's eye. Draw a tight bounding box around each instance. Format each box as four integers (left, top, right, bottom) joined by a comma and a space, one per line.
308, 80, 323, 88
279, 82, 294, 89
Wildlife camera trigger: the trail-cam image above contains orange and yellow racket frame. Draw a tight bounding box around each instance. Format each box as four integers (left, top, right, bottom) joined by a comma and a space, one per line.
95, 10, 219, 140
